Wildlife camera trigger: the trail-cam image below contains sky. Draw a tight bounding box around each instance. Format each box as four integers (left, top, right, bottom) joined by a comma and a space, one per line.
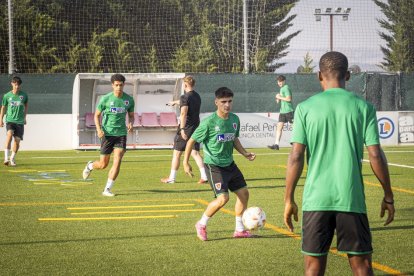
278, 0, 387, 73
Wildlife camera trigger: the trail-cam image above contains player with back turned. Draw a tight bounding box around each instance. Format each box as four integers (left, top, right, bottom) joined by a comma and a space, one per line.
284, 51, 394, 275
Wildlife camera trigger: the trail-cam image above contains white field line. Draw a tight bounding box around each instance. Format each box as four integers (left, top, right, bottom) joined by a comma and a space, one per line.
362, 159, 414, 169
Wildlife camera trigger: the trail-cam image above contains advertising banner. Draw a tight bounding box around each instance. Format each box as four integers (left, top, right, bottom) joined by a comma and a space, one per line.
377, 112, 399, 146
398, 112, 414, 144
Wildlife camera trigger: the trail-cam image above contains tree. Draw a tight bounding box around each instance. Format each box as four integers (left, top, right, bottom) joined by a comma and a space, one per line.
298, 52, 315, 73
374, 0, 414, 72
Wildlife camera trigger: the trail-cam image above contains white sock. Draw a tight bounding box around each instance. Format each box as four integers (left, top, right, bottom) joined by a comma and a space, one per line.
87, 162, 94, 171
168, 170, 177, 180
199, 213, 210, 226
235, 216, 245, 232
104, 179, 115, 191
10, 151, 16, 161
4, 149, 9, 161
199, 167, 207, 180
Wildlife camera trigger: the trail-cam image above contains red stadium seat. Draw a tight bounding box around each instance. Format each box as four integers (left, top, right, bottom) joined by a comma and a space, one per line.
159, 112, 178, 127
141, 112, 160, 127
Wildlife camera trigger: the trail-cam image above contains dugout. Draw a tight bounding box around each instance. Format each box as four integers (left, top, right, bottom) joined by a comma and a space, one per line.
72, 73, 185, 149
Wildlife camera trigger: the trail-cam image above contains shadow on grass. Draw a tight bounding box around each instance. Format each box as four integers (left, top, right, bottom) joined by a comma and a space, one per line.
370, 225, 414, 232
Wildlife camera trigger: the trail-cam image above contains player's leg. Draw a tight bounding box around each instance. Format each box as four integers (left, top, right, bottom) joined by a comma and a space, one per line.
191, 146, 207, 183
304, 255, 328, 276
3, 131, 13, 165
102, 136, 127, 196
336, 212, 373, 275
347, 254, 373, 276
83, 136, 112, 180
195, 164, 229, 241
274, 121, 284, 148
161, 149, 181, 183
302, 211, 335, 275
161, 132, 185, 183
9, 137, 21, 166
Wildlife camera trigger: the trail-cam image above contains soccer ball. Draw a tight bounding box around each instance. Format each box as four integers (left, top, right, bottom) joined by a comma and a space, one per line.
242, 206, 266, 230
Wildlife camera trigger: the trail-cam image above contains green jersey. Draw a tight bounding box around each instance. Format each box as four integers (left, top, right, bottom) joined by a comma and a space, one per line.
97, 92, 135, 136
279, 84, 294, 114
1, 91, 28, 124
291, 88, 379, 214
192, 112, 240, 167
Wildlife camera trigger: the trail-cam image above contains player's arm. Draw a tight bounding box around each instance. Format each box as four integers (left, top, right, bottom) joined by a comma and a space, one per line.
179, 105, 189, 140
94, 109, 104, 138
166, 100, 180, 106
183, 137, 196, 177
367, 144, 395, 226
0, 105, 6, 127
284, 142, 305, 232
276, 94, 292, 102
233, 137, 255, 161
24, 102, 28, 125
127, 111, 134, 133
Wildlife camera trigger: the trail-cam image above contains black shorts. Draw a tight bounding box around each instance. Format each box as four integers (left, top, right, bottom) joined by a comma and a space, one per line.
100, 136, 127, 155
279, 111, 294, 123
205, 162, 247, 197
173, 127, 200, 151
302, 211, 372, 256
6, 123, 24, 140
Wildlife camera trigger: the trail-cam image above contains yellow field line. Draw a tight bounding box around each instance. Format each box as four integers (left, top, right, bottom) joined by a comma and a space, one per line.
71, 209, 204, 215
0, 198, 196, 207
194, 199, 403, 275
28, 179, 59, 181
67, 203, 195, 210
33, 182, 61, 185
38, 215, 177, 221
8, 169, 37, 173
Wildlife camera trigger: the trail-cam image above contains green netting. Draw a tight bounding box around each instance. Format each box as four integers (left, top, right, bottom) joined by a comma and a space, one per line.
0, 73, 412, 114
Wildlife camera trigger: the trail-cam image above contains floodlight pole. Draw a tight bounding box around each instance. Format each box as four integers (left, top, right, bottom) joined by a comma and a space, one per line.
243, 0, 249, 74
315, 8, 350, 52
8, 0, 15, 74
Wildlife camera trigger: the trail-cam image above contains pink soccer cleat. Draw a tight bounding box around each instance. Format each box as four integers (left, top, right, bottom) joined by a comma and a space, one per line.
195, 222, 207, 241
233, 230, 254, 238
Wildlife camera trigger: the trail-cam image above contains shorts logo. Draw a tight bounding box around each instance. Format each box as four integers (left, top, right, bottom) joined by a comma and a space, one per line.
124, 100, 129, 106
214, 182, 222, 190
233, 123, 237, 130
378, 117, 394, 139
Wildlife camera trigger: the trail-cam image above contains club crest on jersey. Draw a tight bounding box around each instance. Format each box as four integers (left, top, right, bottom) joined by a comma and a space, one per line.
217, 133, 235, 142
233, 123, 237, 130
19, 96, 24, 100
124, 100, 129, 106
215, 182, 222, 190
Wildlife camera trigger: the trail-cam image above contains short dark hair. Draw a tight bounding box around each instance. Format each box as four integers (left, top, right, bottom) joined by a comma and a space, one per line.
110, 74, 126, 83
319, 51, 348, 80
215, 87, 234, 99
277, 75, 286, 82
11, 76, 22, 84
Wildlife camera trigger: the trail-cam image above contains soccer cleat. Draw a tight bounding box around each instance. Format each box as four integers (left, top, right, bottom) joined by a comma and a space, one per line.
233, 230, 254, 238
161, 177, 175, 184
102, 189, 115, 197
3, 160, 9, 166
198, 178, 208, 184
195, 222, 207, 241
267, 144, 279, 150
82, 161, 93, 180
9, 159, 16, 167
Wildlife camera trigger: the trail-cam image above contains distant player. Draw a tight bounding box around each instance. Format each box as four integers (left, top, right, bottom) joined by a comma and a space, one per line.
82, 74, 135, 197
284, 51, 394, 275
0, 76, 28, 166
161, 76, 208, 184
268, 75, 294, 150
183, 87, 256, 241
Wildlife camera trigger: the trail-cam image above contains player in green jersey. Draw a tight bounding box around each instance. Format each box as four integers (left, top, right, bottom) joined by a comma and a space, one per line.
183, 87, 256, 241
0, 76, 28, 166
82, 74, 135, 197
268, 75, 294, 150
284, 52, 394, 275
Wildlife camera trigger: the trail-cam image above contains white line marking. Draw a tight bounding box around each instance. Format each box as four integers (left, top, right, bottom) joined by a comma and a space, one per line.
363, 159, 414, 169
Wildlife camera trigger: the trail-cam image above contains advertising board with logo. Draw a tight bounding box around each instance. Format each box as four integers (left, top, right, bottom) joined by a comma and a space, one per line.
399, 112, 414, 144
377, 112, 398, 146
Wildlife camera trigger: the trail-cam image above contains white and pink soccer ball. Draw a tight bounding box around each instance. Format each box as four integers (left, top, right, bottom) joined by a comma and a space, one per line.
242, 206, 266, 230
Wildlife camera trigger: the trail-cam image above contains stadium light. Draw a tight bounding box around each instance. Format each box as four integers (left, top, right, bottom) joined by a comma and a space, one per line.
314, 7, 351, 51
